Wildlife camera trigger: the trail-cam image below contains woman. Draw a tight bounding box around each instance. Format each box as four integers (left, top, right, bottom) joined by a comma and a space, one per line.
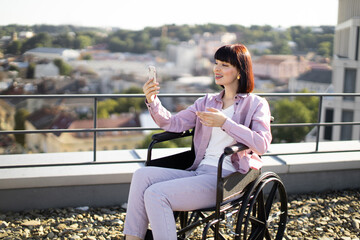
124, 44, 272, 240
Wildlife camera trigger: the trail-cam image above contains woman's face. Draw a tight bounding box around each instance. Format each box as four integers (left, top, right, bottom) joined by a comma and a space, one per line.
213, 59, 239, 88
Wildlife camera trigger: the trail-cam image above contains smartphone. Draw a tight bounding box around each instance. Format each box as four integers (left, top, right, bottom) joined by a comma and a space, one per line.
148, 65, 157, 83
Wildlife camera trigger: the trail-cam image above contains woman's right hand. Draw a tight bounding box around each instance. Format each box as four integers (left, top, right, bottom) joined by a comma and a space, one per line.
143, 78, 160, 103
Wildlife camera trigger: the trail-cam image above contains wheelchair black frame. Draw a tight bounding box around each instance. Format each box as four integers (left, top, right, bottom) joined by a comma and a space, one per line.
145, 130, 288, 240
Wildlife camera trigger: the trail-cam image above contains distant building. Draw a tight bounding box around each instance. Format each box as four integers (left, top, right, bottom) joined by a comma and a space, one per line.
0, 36, 11, 43
320, 0, 360, 141
25, 106, 74, 152
194, 32, 237, 58
35, 62, 59, 78
63, 114, 143, 152
176, 76, 213, 87
161, 76, 214, 111
289, 63, 332, 93
18, 31, 34, 39
24, 47, 80, 61
11, 32, 17, 41
248, 41, 273, 54
165, 32, 237, 74
8, 61, 29, 78
0, 99, 16, 152
0, 99, 15, 131
252, 55, 309, 83
166, 42, 200, 72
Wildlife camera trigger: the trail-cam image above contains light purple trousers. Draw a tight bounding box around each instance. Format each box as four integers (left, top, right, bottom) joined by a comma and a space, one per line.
123, 165, 233, 240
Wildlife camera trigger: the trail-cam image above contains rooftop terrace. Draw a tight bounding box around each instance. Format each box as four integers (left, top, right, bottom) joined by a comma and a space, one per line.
0, 93, 359, 212
0, 140, 359, 212
0, 189, 359, 239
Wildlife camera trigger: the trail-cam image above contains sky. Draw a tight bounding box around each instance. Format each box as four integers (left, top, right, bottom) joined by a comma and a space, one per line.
1, 0, 339, 30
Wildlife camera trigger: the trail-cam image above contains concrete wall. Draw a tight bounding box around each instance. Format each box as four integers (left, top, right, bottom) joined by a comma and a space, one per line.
0, 183, 130, 212
0, 141, 359, 212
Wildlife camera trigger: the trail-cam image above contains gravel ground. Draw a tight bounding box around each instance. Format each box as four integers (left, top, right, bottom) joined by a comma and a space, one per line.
0, 189, 359, 240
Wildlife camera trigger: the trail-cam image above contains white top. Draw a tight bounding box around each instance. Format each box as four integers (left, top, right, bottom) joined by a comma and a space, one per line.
200, 105, 237, 172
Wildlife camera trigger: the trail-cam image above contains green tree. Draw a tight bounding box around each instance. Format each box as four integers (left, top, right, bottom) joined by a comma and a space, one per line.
97, 98, 118, 118
81, 53, 92, 60
270, 39, 292, 54
1, 23, 334, 57
8, 65, 20, 72
177, 26, 192, 41
21, 32, 53, 53
130, 31, 152, 53
14, 108, 30, 146
121, 86, 147, 113
317, 41, 332, 58
108, 36, 127, 52
294, 89, 319, 123
53, 58, 72, 76
157, 36, 171, 51
271, 98, 313, 143
270, 32, 292, 54
226, 24, 245, 33
6, 40, 23, 55
125, 38, 136, 52
74, 35, 92, 49
114, 87, 146, 113
52, 33, 74, 48
26, 62, 36, 79
97, 87, 146, 118
97, 107, 109, 119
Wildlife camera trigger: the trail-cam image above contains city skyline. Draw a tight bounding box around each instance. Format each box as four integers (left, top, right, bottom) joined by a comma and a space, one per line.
1, 0, 338, 30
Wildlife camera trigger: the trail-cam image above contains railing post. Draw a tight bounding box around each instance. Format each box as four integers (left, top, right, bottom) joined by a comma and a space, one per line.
315, 96, 323, 152
93, 97, 97, 162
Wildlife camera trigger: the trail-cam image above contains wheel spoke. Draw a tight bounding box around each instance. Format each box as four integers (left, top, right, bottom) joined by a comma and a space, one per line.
265, 182, 278, 217
237, 175, 288, 240
249, 216, 266, 226
257, 191, 266, 221
265, 227, 273, 240
248, 225, 265, 240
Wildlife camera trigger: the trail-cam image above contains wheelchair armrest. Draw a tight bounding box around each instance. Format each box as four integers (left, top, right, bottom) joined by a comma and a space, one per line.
146, 129, 195, 167
151, 130, 193, 143
224, 143, 249, 156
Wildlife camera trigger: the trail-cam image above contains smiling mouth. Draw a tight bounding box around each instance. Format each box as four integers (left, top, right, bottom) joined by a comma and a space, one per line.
215, 75, 223, 80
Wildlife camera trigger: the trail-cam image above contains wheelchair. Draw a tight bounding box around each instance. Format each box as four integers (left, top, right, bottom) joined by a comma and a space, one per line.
144, 129, 288, 240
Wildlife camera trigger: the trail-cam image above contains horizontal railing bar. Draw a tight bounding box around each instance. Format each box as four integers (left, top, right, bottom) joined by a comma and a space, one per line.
0, 93, 205, 99
0, 93, 359, 99
0, 92, 359, 169
271, 121, 360, 128
0, 160, 147, 169
1, 148, 359, 169
2, 122, 359, 135
264, 149, 360, 156
257, 93, 360, 97
0, 127, 161, 135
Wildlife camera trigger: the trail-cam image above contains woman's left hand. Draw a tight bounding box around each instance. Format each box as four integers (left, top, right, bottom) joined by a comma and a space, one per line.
196, 108, 227, 127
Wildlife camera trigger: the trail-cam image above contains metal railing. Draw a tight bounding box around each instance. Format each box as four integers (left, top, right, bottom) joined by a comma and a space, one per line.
0, 93, 359, 168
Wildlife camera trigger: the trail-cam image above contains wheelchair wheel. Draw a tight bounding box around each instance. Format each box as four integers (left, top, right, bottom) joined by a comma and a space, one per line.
236, 172, 288, 240
175, 211, 203, 239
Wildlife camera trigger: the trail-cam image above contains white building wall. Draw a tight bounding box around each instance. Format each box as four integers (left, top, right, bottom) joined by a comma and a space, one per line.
63, 49, 80, 61
35, 62, 59, 78
320, 0, 360, 141
166, 43, 199, 71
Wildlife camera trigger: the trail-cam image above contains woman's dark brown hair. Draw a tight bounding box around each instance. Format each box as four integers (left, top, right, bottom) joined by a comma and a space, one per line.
214, 44, 254, 93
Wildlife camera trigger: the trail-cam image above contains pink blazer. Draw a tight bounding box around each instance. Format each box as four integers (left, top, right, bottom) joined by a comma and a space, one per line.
146, 90, 272, 174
